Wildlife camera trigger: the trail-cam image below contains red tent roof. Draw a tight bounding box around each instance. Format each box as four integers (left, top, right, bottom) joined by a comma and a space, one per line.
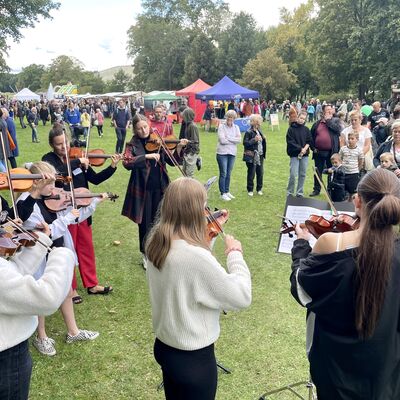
176, 79, 211, 96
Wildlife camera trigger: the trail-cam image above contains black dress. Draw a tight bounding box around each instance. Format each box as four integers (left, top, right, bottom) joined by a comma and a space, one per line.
291, 238, 400, 400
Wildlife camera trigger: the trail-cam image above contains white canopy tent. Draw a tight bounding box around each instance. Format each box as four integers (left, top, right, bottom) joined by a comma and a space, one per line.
13, 88, 40, 101
46, 83, 55, 100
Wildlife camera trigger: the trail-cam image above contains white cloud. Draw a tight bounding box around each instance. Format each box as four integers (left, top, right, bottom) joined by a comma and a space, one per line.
5, 0, 306, 72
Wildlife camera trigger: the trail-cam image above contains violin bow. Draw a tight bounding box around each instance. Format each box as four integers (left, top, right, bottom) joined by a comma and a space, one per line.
0, 128, 18, 219
313, 167, 338, 216
84, 116, 92, 159
62, 132, 78, 211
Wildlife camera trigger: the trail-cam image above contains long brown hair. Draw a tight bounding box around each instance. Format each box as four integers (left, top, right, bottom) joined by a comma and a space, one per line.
145, 177, 209, 269
356, 168, 400, 338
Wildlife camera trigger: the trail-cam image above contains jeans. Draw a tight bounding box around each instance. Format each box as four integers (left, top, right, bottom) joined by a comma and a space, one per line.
0, 340, 32, 400
287, 156, 309, 196
115, 127, 127, 153
246, 158, 264, 192
30, 125, 38, 142
216, 154, 236, 194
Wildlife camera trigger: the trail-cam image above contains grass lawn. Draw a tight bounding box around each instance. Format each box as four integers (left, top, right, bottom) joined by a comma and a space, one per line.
12, 116, 318, 399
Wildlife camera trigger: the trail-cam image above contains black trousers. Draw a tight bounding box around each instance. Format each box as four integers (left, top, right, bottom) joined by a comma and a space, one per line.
0, 340, 32, 400
313, 151, 332, 193
115, 127, 127, 153
138, 189, 162, 253
344, 173, 360, 195
246, 158, 264, 192
154, 338, 217, 400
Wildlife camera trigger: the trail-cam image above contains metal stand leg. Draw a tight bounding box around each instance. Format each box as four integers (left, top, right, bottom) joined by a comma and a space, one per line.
258, 378, 316, 400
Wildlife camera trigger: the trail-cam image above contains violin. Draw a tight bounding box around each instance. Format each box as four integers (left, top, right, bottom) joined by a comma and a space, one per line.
280, 214, 360, 239
44, 187, 119, 212
0, 168, 70, 192
206, 208, 229, 242
145, 133, 194, 152
69, 147, 122, 167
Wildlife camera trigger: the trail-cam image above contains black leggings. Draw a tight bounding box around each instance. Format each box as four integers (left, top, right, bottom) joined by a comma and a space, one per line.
154, 338, 217, 400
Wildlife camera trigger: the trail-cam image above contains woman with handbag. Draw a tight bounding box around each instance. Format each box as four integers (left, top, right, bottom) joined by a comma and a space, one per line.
243, 114, 266, 196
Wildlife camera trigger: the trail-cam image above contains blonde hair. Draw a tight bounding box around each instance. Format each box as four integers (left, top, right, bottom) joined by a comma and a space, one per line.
225, 110, 237, 120
380, 152, 395, 163
330, 153, 341, 161
145, 177, 209, 269
29, 161, 56, 189
349, 110, 362, 121
347, 130, 359, 139
249, 114, 263, 126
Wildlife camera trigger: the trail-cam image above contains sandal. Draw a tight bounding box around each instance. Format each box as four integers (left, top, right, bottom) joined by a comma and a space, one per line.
72, 295, 83, 304
87, 286, 113, 295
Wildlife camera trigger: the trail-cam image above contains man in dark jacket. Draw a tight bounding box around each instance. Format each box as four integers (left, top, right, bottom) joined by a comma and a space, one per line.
112, 99, 131, 153
310, 104, 343, 196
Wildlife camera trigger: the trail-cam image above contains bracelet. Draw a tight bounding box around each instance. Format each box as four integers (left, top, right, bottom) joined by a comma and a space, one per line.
225, 247, 243, 255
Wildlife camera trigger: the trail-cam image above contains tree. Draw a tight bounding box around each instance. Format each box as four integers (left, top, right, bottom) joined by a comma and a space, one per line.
310, 0, 400, 99
216, 12, 265, 81
41, 55, 84, 87
127, 17, 190, 90
107, 69, 131, 92
79, 71, 106, 94
0, 72, 18, 92
240, 48, 297, 100
182, 32, 218, 86
16, 64, 46, 91
265, 1, 317, 100
0, 0, 60, 71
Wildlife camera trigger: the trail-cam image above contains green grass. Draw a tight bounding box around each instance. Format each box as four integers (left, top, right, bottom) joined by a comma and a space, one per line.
12, 117, 317, 399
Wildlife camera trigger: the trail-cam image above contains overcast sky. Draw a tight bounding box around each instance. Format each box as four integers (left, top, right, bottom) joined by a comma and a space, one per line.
5, 0, 305, 73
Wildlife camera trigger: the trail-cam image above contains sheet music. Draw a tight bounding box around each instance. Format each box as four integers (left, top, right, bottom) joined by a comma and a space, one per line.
277, 202, 355, 254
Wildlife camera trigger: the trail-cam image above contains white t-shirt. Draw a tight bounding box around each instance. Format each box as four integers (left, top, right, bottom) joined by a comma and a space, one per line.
341, 126, 372, 152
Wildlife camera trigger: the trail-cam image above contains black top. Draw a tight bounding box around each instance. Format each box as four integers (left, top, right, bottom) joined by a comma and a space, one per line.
291, 238, 400, 400
286, 122, 312, 157
368, 109, 390, 130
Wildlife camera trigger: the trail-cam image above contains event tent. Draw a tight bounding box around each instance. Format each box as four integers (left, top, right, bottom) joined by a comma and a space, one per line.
176, 79, 211, 122
13, 88, 40, 101
144, 92, 178, 101
195, 75, 259, 101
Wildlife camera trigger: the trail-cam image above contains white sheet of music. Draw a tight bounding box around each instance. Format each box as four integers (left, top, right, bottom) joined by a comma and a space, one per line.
278, 206, 355, 254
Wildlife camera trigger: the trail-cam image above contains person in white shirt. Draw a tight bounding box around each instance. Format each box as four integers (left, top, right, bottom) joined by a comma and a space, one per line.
0, 228, 75, 400
216, 110, 241, 201
145, 177, 251, 400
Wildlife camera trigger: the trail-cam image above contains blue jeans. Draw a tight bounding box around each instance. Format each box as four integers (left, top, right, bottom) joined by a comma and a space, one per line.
0, 340, 32, 400
216, 154, 236, 194
287, 156, 309, 196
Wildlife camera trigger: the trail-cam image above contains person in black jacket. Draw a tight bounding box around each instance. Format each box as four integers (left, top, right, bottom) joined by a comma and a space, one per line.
291, 168, 400, 400
323, 153, 346, 201
310, 104, 343, 196
42, 123, 122, 302
243, 114, 266, 196
286, 111, 312, 197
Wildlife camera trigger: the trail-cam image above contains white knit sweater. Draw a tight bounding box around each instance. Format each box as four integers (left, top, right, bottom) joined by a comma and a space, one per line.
0, 232, 75, 351
146, 240, 251, 351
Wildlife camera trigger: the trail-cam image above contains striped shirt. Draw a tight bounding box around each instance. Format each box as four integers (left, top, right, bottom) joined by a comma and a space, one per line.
339, 145, 364, 174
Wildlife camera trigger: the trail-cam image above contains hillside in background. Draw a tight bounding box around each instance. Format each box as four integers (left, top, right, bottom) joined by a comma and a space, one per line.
97, 65, 134, 81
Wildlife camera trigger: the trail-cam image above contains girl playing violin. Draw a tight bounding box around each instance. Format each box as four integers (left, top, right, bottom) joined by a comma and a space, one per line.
145, 177, 251, 400
18, 161, 108, 356
291, 168, 400, 400
42, 123, 121, 300
122, 114, 188, 267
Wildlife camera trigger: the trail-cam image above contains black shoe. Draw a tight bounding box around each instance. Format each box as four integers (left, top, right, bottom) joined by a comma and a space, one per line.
309, 191, 320, 197
196, 157, 202, 171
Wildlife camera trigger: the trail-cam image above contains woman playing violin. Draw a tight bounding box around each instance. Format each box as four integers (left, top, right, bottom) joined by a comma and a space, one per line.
122, 114, 187, 266
42, 123, 121, 300
291, 168, 400, 400
145, 177, 251, 400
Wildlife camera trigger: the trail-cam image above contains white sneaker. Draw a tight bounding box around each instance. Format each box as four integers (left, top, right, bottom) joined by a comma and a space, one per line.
226, 193, 235, 199
257, 191, 263, 196
66, 329, 99, 344
221, 193, 231, 201
142, 254, 147, 270
33, 336, 56, 356
248, 192, 254, 197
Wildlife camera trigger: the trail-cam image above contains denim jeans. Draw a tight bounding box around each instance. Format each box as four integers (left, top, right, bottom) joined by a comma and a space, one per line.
0, 340, 32, 400
115, 127, 127, 153
287, 156, 309, 196
216, 154, 236, 194
30, 125, 38, 142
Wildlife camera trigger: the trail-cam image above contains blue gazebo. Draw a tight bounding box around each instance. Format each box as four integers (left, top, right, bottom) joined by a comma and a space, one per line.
195, 75, 259, 101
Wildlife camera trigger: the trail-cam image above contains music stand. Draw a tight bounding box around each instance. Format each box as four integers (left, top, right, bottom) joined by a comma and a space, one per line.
258, 378, 316, 400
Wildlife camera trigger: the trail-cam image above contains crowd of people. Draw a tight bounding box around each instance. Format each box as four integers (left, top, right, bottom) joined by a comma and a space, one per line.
0, 90, 399, 400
